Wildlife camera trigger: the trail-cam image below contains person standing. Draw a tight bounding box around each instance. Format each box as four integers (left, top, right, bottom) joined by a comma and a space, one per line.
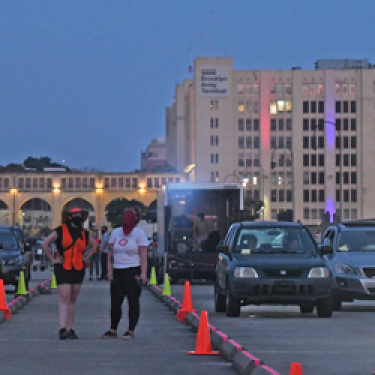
89, 230, 100, 280
100, 225, 110, 280
42, 208, 97, 340
101, 207, 148, 340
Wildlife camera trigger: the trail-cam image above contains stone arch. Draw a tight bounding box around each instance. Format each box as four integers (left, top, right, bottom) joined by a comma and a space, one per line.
61, 197, 96, 230
19, 198, 52, 236
0, 199, 10, 225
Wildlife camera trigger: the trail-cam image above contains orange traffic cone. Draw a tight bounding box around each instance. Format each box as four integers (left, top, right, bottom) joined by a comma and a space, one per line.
188, 310, 219, 355
0, 279, 11, 319
176, 281, 195, 321
289, 362, 303, 375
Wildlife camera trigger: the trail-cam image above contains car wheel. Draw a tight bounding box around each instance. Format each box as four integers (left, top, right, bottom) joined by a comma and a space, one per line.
214, 283, 225, 313
316, 296, 333, 318
225, 283, 241, 317
333, 298, 342, 311
299, 303, 314, 314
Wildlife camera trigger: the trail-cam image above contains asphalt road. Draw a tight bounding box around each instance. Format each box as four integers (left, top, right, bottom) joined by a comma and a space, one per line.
1, 270, 236, 375
171, 284, 375, 375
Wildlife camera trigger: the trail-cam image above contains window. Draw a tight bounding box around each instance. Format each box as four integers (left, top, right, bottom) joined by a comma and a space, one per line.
210, 100, 219, 111
279, 137, 284, 148
161, 177, 167, 185
336, 189, 340, 202
344, 209, 350, 220
304, 208, 310, 220
351, 172, 357, 184
351, 154, 357, 166
309, 118, 316, 131
351, 118, 357, 131
303, 119, 309, 131
253, 102, 259, 114
271, 172, 277, 185
154, 177, 160, 188
111, 177, 117, 187
350, 84, 356, 96
311, 190, 317, 202
318, 119, 324, 131
303, 171, 309, 185
286, 118, 292, 131
311, 154, 317, 166
335, 118, 341, 131
303, 84, 309, 96
336, 136, 341, 149
25, 178, 31, 188
132, 178, 138, 188
246, 137, 252, 149
310, 84, 316, 96
270, 102, 277, 114
277, 83, 284, 96
285, 83, 292, 94
336, 172, 340, 184
104, 177, 110, 188
271, 190, 277, 202
351, 209, 357, 220
286, 190, 292, 201
303, 137, 309, 149
343, 101, 349, 113
335, 101, 341, 113
343, 118, 349, 131
279, 119, 284, 131
245, 83, 252, 94
336, 154, 340, 167
271, 210, 277, 220
351, 137, 357, 149
147, 178, 152, 188
237, 82, 244, 94
238, 119, 244, 131
246, 154, 252, 167
270, 119, 277, 131
344, 190, 349, 202
335, 83, 341, 95
303, 154, 309, 166
279, 190, 285, 202
47, 178, 52, 189
61, 178, 66, 189
310, 101, 317, 113
286, 137, 292, 149
32, 178, 37, 188
252, 83, 259, 95
317, 84, 324, 95
318, 154, 324, 167
253, 119, 259, 131
238, 102, 244, 112
303, 190, 309, 202
90, 178, 95, 188
311, 172, 317, 184
238, 158, 244, 167
343, 154, 349, 166
319, 172, 325, 184
216, 154, 219, 163
312, 209, 317, 220
175, 177, 180, 183
318, 136, 324, 149
343, 172, 349, 184
18, 178, 24, 189
253, 137, 259, 149
318, 101, 324, 114
126, 177, 131, 188
245, 119, 252, 131
238, 136, 244, 149
342, 84, 349, 96
303, 101, 309, 113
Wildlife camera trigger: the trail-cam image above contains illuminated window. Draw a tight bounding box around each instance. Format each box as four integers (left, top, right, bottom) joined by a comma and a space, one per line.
270, 102, 277, 114
310, 84, 316, 96
277, 100, 285, 112
237, 82, 244, 94
278, 173, 284, 185
303, 84, 309, 97
285, 101, 292, 112
238, 102, 244, 112
210, 100, 219, 111
252, 176, 258, 186
350, 84, 356, 96
317, 84, 324, 95
335, 83, 341, 96
285, 83, 292, 94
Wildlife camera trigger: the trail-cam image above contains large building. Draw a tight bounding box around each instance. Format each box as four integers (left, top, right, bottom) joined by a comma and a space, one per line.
166, 57, 375, 227
141, 138, 168, 172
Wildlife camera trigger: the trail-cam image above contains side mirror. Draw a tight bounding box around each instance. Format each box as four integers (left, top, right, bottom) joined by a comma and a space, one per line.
216, 243, 229, 255
320, 244, 333, 256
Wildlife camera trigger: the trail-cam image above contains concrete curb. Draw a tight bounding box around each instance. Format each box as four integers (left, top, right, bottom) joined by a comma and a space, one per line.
232, 351, 271, 375
0, 311, 6, 324
219, 338, 243, 361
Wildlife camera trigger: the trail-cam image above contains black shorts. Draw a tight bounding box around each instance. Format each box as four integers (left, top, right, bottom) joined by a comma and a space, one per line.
54, 264, 85, 285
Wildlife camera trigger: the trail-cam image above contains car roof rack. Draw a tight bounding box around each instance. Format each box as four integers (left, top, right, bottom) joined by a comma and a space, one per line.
340, 220, 375, 227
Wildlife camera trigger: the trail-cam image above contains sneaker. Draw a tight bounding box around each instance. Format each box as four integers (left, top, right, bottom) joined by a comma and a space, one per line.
59, 328, 69, 340
122, 330, 135, 340
66, 329, 78, 339
101, 330, 117, 339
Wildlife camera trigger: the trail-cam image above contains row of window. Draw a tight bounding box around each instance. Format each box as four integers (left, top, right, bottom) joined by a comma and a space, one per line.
238, 156, 260, 168
303, 207, 357, 221
303, 189, 358, 203
303, 118, 357, 132
237, 82, 259, 96
270, 101, 292, 114
238, 118, 260, 132
270, 137, 292, 149
210, 154, 219, 164
302, 101, 325, 114
238, 101, 259, 113
238, 136, 260, 149
270, 118, 293, 132
271, 190, 293, 202
270, 172, 293, 185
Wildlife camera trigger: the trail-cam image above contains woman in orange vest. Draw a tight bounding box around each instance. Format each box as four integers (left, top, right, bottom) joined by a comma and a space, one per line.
42, 208, 97, 340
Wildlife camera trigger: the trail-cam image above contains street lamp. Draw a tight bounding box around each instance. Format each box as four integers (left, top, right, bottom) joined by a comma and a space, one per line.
271, 147, 295, 222
313, 121, 342, 222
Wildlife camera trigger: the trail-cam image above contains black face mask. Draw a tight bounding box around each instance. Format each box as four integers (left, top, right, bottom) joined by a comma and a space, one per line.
70, 217, 82, 227
101, 230, 106, 235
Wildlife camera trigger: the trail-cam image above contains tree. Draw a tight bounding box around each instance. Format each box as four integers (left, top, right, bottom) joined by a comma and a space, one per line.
145, 199, 157, 223
23, 156, 70, 171
243, 198, 264, 221
105, 198, 146, 228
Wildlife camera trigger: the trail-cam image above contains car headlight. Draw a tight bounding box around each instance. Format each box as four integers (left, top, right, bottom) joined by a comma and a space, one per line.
334, 263, 358, 276
6, 255, 24, 266
234, 267, 258, 278
308, 267, 330, 278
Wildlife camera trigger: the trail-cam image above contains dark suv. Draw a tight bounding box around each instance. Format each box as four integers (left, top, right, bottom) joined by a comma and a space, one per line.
0, 226, 32, 290
215, 221, 334, 317
321, 220, 375, 310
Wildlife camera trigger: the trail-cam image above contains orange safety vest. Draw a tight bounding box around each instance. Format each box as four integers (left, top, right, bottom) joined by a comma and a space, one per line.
59, 224, 87, 271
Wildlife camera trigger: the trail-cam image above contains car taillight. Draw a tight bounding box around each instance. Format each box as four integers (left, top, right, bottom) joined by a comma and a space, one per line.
153, 241, 157, 249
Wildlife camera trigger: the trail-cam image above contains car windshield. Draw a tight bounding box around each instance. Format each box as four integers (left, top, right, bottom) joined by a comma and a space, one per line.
0, 233, 19, 251
337, 230, 375, 252
234, 227, 317, 255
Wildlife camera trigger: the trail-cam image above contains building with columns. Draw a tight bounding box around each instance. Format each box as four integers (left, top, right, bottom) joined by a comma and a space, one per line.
166, 57, 375, 227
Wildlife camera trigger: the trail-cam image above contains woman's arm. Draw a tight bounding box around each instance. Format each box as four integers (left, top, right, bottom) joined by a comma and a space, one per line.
83, 234, 97, 262
138, 245, 148, 284
42, 232, 60, 264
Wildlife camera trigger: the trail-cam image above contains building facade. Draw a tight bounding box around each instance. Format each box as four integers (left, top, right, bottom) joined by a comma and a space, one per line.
141, 137, 168, 172
166, 57, 375, 226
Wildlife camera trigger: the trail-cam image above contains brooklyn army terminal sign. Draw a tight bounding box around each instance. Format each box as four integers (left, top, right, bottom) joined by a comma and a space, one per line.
200, 66, 229, 97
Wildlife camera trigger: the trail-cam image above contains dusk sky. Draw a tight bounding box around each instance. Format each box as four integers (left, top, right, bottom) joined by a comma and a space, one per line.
1, 1, 375, 172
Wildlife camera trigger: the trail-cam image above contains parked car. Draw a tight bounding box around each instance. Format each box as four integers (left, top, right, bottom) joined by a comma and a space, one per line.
0, 226, 32, 290
215, 221, 334, 318
321, 220, 375, 310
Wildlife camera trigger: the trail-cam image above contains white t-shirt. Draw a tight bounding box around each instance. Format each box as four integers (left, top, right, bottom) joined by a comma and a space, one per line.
109, 227, 149, 269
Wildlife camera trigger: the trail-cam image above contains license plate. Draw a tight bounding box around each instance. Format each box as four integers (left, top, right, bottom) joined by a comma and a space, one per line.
273, 280, 295, 294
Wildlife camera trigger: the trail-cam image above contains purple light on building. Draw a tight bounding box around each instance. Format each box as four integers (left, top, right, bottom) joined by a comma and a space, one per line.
325, 198, 336, 222
325, 118, 336, 150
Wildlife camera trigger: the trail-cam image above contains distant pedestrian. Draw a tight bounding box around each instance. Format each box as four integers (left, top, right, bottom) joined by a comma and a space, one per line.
42, 208, 97, 340
100, 225, 110, 280
101, 207, 148, 340
89, 230, 100, 280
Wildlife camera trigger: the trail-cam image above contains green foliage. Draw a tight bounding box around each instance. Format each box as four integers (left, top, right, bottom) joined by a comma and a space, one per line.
23, 156, 69, 171
105, 198, 146, 228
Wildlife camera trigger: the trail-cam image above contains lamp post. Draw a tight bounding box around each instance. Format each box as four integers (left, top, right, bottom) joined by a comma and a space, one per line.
313, 121, 342, 222
271, 147, 295, 222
